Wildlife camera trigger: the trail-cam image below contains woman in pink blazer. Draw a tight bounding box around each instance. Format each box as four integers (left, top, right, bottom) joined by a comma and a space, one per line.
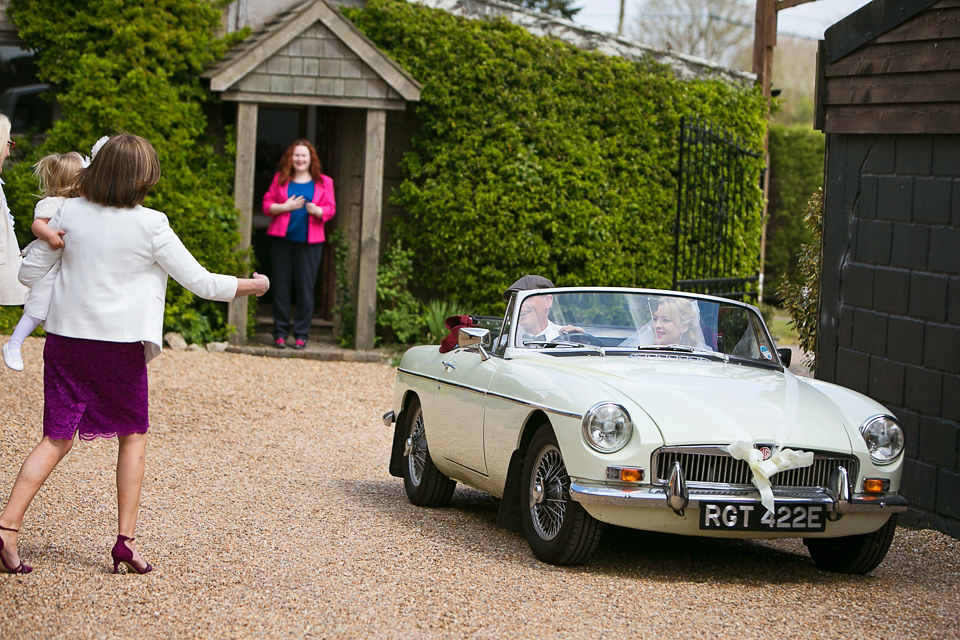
261, 139, 336, 350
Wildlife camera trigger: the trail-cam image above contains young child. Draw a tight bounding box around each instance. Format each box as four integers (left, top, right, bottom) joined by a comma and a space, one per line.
2, 151, 85, 371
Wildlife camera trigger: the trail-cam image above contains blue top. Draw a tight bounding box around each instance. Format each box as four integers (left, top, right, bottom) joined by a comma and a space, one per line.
285, 180, 315, 243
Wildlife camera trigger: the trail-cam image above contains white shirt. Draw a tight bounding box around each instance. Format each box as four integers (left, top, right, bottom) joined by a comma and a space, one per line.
519, 320, 564, 346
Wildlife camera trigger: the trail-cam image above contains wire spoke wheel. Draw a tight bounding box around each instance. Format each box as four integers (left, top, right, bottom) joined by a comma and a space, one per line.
520, 425, 603, 565
407, 409, 427, 487
400, 397, 456, 508
529, 444, 569, 540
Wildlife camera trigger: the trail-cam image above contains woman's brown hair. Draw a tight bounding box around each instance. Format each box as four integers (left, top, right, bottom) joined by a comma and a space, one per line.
275, 139, 322, 185
76, 134, 161, 208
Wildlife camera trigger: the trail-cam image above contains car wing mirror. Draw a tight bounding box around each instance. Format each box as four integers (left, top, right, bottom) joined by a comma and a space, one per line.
458, 327, 491, 361
777, 347, 792, 368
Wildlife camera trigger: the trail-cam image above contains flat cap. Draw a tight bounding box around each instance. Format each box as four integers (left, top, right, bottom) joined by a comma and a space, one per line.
502, 274, 555, 300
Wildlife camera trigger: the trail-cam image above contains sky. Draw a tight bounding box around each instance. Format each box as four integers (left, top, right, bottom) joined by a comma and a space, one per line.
573, 0, 875, 40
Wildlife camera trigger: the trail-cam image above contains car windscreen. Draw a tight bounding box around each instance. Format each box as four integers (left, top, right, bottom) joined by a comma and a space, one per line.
512, 291, 779, 365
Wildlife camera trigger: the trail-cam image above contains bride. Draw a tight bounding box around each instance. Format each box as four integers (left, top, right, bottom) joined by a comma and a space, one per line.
621, 296, 710, 349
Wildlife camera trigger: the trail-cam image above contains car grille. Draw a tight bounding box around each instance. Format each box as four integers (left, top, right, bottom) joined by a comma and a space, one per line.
653, 446, 859, 489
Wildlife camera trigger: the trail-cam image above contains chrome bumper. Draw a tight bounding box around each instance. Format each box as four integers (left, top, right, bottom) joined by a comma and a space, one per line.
382, 410, 395, 427
570, 481, 909, 513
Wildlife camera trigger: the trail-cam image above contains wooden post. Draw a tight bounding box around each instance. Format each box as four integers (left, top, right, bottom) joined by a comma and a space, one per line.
227, 101, 258, 346
753, 0, 819, 300
754, 0, 776, 301
354, 109, 386, 351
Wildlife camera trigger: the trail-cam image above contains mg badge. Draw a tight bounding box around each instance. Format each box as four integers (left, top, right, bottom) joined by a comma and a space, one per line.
758, 446, 772, 461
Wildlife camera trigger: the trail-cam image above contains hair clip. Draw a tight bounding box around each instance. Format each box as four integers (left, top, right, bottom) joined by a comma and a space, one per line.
91, 136, 110, 159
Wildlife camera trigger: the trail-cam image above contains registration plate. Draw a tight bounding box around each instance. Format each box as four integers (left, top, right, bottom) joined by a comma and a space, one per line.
699, 502, 826, 532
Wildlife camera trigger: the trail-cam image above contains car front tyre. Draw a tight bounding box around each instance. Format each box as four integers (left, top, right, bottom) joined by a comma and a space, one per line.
402, 397, 456, 507
520, 425, 603, 565
804, 514, 898, 574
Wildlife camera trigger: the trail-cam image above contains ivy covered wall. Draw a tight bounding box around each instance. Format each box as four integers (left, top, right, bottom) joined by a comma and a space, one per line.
347, 0, 767, 315
4, 0, 250, 343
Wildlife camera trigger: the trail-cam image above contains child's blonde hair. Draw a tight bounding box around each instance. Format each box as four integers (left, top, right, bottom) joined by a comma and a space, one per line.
33, 152, 85, 198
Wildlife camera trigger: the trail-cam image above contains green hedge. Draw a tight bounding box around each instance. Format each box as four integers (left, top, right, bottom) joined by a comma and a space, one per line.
764, 124, 824, 302
346, 0, 767, 316
5, 0, 250, 342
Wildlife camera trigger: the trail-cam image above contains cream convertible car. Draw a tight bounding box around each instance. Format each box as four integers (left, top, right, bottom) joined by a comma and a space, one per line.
383, 288, 907, 573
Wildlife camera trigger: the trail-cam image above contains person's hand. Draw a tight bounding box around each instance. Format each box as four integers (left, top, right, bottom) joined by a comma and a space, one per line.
285, 195, 306, 211
305, 202, 323, 217
251, 272, 270, 297
46, 230, 66, 250
560, 324, 584, 334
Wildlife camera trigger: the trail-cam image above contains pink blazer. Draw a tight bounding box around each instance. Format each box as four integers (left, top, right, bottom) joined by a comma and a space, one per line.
261, 173, 336, 244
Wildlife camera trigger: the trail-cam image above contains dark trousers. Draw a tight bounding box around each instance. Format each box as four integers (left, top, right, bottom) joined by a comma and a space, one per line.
270, 236, 324, 340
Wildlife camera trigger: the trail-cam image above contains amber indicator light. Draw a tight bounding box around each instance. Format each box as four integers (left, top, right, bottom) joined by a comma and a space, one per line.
620, 468, 644, 482
863, 478, 887, 493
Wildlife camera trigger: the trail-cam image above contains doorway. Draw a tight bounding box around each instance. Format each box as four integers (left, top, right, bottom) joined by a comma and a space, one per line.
252, 105, 340, 325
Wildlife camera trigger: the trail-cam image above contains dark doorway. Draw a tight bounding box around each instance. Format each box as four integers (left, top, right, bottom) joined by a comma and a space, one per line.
252, 105, 339, 325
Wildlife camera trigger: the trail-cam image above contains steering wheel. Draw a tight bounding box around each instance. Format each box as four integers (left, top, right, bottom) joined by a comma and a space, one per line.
564, 332, 605, 347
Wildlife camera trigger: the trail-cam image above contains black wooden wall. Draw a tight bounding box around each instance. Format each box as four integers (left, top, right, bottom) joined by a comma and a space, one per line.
819, 133, 960, 538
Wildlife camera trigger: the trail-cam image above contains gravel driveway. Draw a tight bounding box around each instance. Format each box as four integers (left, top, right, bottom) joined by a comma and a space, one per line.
1, 338, 958, 638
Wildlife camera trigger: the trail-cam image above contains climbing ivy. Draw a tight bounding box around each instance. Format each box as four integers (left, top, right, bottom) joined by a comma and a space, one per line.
345, 0, 767, 315
5, 0, 250, 342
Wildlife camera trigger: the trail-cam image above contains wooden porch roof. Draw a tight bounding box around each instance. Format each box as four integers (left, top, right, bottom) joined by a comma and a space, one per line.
203, 0, 421, 110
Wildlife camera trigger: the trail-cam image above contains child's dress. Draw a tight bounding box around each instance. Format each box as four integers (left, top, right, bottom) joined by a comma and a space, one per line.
21, 196, 65, 320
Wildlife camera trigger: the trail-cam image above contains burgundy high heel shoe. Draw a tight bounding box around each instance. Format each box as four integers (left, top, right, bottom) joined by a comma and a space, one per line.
111, 535, 153, 575
0, 525, 32, 574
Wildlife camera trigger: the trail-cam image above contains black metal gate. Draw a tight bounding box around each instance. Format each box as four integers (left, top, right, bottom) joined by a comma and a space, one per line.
672, 116, 762, 301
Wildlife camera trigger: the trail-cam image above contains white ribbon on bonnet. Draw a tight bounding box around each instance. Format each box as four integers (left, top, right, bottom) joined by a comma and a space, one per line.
726, 441, 814, 514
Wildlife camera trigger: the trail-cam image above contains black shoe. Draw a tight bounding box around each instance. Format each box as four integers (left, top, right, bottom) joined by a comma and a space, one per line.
293, 338, 307, 350
275, 337, 287, 349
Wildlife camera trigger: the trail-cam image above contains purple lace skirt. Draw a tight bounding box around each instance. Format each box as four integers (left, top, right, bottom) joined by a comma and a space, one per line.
43, 333, 149, 441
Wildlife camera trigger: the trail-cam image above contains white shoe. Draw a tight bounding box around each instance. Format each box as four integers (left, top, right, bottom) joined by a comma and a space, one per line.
3, 343, 23, 371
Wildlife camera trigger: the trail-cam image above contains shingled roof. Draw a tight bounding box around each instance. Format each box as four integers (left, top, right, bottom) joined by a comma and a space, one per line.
203, 0, 421, 109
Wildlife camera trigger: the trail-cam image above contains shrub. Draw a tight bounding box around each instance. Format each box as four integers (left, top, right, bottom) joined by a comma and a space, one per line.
765, 124, 824, 302
778, 188, 822, 371
6, 0, 250, 343
376, 240, 422, 345
345, 0, 766, 316
423, 298, 465, 343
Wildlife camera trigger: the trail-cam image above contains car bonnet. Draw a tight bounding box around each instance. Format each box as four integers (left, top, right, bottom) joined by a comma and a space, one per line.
567, 357, 854, 453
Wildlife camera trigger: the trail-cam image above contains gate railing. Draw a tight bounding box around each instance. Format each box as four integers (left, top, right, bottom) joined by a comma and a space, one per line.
672, 116, 762, 302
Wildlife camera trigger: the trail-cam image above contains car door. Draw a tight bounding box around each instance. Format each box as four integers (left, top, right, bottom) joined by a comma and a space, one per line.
430, 349, 500, 476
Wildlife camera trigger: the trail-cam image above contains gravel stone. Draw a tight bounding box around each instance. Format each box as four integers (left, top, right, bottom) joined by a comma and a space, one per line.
163, 333, 187, 350
1, 336, 958, 639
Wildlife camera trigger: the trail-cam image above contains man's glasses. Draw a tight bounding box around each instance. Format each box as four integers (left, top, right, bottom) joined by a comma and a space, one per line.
5, 140, 14, 149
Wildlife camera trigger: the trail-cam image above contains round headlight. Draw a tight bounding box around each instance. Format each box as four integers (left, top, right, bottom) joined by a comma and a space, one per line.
581, 402, 633, 453
859, 414, 904, 465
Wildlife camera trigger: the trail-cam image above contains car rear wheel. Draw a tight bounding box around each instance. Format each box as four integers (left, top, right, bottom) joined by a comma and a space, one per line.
402, 397, 456, 507
520, 425, 603, 565
804, 514, 898, 574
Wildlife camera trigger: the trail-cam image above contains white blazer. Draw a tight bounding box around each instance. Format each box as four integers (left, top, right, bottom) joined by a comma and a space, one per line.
20, 197, 238, 363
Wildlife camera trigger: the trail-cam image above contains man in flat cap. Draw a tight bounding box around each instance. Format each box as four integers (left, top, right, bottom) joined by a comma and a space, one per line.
502, 275, 582, 346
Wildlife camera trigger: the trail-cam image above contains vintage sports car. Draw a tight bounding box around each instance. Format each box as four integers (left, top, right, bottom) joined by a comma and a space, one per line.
383, 288, 907, 573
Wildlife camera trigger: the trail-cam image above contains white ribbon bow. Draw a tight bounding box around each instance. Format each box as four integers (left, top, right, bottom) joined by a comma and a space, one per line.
726, 441, 814, 514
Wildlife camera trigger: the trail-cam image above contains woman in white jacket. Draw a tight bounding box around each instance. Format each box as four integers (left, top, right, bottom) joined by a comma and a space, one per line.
0, 135, 269, 575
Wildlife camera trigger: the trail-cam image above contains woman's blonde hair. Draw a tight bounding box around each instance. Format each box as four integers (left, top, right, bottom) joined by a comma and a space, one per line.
33, 152, 84, 198
0, 113, 10, 150
76, 134, 160, 208
655, 297, 698, 346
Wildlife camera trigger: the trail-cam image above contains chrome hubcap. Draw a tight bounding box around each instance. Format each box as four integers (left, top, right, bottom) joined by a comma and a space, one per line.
529, 444, 568, 540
